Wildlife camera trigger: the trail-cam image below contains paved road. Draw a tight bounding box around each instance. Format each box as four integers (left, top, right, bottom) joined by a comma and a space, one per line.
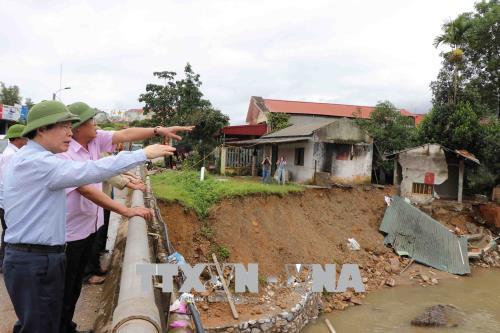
0, 273, 17, 333
1, 272, 100, 333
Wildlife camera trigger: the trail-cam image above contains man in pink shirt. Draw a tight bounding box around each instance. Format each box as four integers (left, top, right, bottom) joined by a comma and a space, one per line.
58, 102, 193, 333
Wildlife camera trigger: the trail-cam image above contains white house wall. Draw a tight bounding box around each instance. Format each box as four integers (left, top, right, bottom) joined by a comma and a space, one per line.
276, 140, 315, 183
330, 143, 373, 184
397, 144, 449, 202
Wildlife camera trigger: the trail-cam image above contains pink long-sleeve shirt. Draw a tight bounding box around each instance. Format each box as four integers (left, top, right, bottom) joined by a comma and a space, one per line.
57, 130, 116, 242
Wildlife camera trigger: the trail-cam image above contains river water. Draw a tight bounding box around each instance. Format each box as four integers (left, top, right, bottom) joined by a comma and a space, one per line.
302, 269, 500, 333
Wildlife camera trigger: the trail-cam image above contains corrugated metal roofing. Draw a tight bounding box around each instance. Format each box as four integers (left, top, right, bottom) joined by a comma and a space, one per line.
261, 119, 335, 138
226, 137, 310, 146
379, 196, 470, 275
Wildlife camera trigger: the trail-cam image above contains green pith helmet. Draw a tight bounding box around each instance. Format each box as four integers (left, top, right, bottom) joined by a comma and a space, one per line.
21, 101, 80, 137
5, 124, 26, 139
67, 102, 97, 128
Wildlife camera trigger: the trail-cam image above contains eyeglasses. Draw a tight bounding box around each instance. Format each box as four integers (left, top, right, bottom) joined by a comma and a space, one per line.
55, 123, 73, 132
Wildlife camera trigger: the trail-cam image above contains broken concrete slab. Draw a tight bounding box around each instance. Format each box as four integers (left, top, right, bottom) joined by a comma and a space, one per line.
379, 196, 470, 275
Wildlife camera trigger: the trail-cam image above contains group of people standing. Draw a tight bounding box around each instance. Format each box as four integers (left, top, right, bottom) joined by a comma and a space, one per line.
0, 100, 192, 333
261, 155, 287, 185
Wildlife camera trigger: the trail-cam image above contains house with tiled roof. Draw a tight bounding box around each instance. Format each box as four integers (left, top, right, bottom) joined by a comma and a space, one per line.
221, 96, 417, 140
220, 97, 421, 184
246, 96, 415, 125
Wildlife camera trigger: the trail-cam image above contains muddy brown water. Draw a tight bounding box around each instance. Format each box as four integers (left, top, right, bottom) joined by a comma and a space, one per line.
303, 268, 500, 333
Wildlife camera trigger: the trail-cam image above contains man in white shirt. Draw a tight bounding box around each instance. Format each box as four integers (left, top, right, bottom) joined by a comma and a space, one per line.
0, 124, 27, 272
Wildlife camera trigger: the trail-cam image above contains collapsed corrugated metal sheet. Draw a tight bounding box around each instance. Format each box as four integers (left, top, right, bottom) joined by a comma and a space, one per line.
379, 196, 470, 275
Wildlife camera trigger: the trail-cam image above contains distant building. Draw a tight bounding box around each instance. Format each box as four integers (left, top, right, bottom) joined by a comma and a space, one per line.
220, 96, 417, 141
0, 104, 28, 134
246, 96, 415, 124
94, 110, 110, 124
122, 109, 152, 122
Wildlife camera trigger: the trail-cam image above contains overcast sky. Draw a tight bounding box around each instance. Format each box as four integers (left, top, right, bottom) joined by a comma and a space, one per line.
1, 0, 476, 124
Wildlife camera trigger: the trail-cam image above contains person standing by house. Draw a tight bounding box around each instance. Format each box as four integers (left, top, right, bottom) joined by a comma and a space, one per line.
276, 156, 287, 185
58, 101, 193, 333
0, 124, 27, 272
1, 100, 176, 333
261, 155, 271, 184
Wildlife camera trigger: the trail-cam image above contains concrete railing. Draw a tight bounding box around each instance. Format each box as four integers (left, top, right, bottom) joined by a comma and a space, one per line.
111, 168, 162, 333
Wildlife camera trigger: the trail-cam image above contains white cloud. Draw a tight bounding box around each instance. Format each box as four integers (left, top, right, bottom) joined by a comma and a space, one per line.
0, 0, 476, 124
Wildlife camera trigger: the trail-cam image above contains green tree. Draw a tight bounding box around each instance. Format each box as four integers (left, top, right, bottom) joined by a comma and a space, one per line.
0, 82, 21, 105
418, 102, 481, 152
422, 0, 499, 193
267, 112, 291, 132
434, 13, 472, 105
357, 101, 416, 155
138, 63, 229, 152
431, 0, 499, 116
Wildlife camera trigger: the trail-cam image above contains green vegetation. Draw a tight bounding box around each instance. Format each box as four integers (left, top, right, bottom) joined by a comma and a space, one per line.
1, 82, 35, 108
200, 225, 214, 240
139, 63, 229, 153
151, 170, 303, 218
267, 112, 291, 132
360, 1, 499, 194
216, 245, 231, 261
356, 100, 417, 173
421, 0, 499, 194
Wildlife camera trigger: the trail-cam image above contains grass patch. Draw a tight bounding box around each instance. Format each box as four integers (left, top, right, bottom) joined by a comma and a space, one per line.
151, 170, 303, 218
216, 245, 231, 261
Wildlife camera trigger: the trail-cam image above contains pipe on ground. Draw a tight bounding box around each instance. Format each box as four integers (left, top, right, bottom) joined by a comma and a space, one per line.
111, 168, 162, 333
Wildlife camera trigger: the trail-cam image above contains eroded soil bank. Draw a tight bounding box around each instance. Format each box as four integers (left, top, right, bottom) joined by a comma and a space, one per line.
158, 186, 499, 329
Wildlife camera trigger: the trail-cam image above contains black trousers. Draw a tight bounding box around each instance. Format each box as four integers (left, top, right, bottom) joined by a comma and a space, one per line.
0, 208, 6, 267
60, 233, 95, 333
3, 247, 66, 333
84, 209, 110, 279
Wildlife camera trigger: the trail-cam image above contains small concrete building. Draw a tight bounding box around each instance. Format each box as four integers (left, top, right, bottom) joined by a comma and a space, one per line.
226, 118, 373, 184
385, 144, 480, 203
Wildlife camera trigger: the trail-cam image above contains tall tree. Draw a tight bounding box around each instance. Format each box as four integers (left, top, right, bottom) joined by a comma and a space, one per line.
434, 13, 472, 105
139, 63, 229, 152
422, 0, 499, 193
0, 82, 21, 105
431, 0, 499, 116
357, 101, 416, 155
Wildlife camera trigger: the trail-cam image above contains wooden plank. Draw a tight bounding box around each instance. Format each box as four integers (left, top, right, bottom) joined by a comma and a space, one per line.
458, 159, 464, 203
324, 318, 337, 333
400, 258, 415, 275
212, 253, 239, 319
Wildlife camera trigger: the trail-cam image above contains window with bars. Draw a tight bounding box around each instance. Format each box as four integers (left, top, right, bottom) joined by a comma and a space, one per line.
412, 182, 434, 195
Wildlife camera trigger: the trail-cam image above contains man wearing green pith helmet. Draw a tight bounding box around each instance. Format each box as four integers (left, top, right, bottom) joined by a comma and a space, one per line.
0, 124, 28, 272
0, 100, 178, 333
58, 101, 193, 333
